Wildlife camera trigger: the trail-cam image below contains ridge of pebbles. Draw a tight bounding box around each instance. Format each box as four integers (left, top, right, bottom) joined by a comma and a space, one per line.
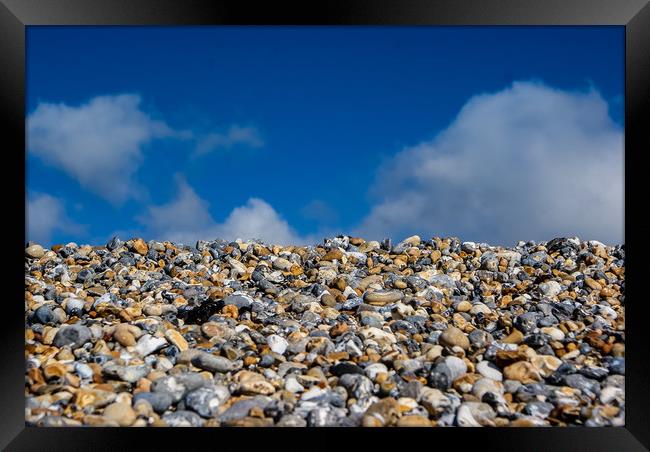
25, 235, 625, 427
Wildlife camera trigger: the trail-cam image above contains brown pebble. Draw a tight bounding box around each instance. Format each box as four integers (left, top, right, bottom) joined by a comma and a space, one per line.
132, 239, 148, 256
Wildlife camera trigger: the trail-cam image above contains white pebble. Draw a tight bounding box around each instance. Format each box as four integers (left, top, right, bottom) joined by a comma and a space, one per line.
267, 334, 288, 355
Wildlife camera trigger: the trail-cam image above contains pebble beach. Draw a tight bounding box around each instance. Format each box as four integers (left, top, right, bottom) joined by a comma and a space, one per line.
24, 235, 625, 427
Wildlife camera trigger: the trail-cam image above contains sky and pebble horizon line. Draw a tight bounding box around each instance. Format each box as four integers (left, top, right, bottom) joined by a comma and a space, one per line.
25, 26, 624, 248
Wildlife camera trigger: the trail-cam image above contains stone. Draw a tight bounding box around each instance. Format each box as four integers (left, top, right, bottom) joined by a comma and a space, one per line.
523, 401, 554, 418
585, 278, 602, 291
113, 324, 138, 347
184, 385, 230, 418
476, 360, 503, 381
74, 363, 93, 379
103, 363, 151, 383
540, 327, 565, 342
102, 402, 136, 427
53, 324, 92, 349
284, 376, 304, 393
64, 298, 86, 316
322, 249, 344, 261
539, 280, 562, 297
444, 356, 468, 382
133, 391, 173, 414
359, 327, 397, 346
26, 244, 45, 258
201, 322, 234, 340
162, 410, 204, 427
363, 290, 404, 305
223, 293, 254, 310
235, 371, 275, 395
502, 329, 524, 344
362, 397, 399, 427
456, 402, 496, 427
150, 376, 187, 403
33, 304, 57, 325
531, 355, 562, 378
330, 362, 364, 377
472, 377, 504, 400
132, 238, 148, 255
439, 326, 470, 350
468, 329, 493, 349
219, 397, 273, 424
272, 257, 293, 271
135, 334, 167, 356
267, 334, 288, 355
396, 415, 432, 427
277, 414, 308, 427
364, 363, 389, 381
165, 329, 189, 352
192, 352, 242, 373
504, 361, 542, 384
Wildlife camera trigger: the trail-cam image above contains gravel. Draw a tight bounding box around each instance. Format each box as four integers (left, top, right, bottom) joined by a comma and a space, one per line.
24, 235, 625, 427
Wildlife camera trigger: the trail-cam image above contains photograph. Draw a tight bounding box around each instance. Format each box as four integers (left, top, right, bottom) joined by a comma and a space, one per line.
24, 25, 625, 428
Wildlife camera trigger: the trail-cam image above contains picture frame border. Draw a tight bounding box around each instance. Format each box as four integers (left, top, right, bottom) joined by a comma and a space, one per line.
2, 0, 646, 449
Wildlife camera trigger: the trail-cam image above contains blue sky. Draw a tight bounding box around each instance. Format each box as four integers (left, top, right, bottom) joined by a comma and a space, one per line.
26, 26, 624, 247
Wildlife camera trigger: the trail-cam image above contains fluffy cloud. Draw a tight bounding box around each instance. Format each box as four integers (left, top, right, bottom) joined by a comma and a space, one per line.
26, 193, 85, 244
193, 125, 263, 156
137, 175, 309, 245
27, 94, 174, 204
357, 81, 624, 245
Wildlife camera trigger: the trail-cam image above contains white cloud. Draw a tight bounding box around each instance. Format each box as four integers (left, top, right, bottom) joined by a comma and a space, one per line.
194, 125, 263, 156
356, 81, 624, 246
137, 175, 310, 246
27, 94, 173, 204
26, 193, 85, 245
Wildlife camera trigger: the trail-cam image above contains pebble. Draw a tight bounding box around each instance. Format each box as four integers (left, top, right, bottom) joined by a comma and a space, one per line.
102, 402, 136, 426
476, 360, 503, 381
439, 326, 470, 350
135, 334, 167, 356
191, 352, 241, 373
132, 238, 149, 255
363, 290, 404, 305
113, 324, 138, 347
64, 297, 85, 315
396, 415, 432, 427
456, 402, 496, 427
364, 363, 389, 381
165, 329, 189, 351
530, 355, 562, 378
539, 280, 562, 298
133, 391, 173, 414
220, 397, 272, 424
503, 361, 542, 384
184, 385, 230, 417
26, 244, 45, 258
103, 363, 151, 383
52, 324, 92, 349
472, 377, 504, 400
284, 376, 304, 393
444, 356, 468, 381
359, 327, 397, 346
163, 410, 204, 427
267, 334, 288, 355
74, 362, 93, 379
33, 304, 57, 324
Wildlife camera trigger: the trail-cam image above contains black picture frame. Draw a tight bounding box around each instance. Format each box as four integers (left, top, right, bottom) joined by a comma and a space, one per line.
2, 0, 648, 450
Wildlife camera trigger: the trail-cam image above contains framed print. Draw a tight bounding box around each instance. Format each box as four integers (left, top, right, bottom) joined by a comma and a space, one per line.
2, 0, 648, 450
